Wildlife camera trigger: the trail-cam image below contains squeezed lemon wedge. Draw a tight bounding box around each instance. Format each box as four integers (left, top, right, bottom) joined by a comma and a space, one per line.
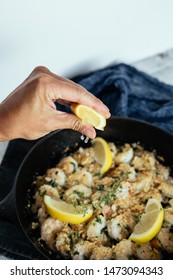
44, 195, 93, 224
92, 137, 112, 174
71, 103, 106, 130
129, 198, 164, 243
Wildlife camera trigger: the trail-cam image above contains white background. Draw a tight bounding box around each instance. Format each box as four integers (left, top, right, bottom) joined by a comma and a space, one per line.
0, 0, 173, 101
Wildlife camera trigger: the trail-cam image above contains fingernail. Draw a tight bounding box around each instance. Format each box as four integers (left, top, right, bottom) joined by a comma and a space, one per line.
101, 104, 110, 116
81, 126, 96, 139
106, 111, 111, 118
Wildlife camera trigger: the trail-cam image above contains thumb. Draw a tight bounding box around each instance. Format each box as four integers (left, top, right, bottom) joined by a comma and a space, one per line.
53, 111, 96, 139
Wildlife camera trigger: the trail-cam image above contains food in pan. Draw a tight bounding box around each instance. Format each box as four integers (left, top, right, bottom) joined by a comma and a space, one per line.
32, 137, 173, 259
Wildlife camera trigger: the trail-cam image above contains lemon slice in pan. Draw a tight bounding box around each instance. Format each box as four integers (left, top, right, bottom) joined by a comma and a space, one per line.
92, 137, 112, 174
44, 195, 93, 224
129, 198, 164, 243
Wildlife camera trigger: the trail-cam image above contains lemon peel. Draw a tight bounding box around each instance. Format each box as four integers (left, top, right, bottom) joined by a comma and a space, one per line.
44, 195, 93, 224
129, 198, 164, 243
92, 137, 112, 174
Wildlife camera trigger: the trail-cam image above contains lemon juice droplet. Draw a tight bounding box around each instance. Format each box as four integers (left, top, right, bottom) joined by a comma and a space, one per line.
84, 137, 89, 143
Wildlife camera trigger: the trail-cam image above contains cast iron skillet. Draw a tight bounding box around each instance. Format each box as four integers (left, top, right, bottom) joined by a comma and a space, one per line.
1, 117, 173, 259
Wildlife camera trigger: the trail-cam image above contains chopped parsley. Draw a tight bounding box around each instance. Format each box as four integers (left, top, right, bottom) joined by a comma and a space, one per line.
95, 216, 102, 224
73, 190, 84, 199
96, 185, 105, 191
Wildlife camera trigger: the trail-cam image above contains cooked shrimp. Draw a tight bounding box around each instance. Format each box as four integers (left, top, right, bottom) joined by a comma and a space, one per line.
87, 215, 106, 240
39, 184, 59, 198
41, 217, 65, 247
164, 207, 173, 225
158, 180, 173, 198
46, 168, 66, 186
57, 156, 78, 174
71, 241, 95, 260
115, 144, 134, 164
109, 163, 136, 180
90, 246, 112, 260
134, 243, 161, 259
33, 191, 43, 210
156, 163, 170, 180
55, 226, 73, 254
133, 171, 153, 194
113, 181, 134, 209
68, 170, 93, 187
74, 147, 95, 166
132, 151, 156, 171
38, 206, 48, 224
112, 239, 134, 259
94, 176, 114, 189
169, 199, 173, 207
64, 184, 92, 201
107, 212, 135, 241
157, 228, 173, 253
108, 142, 117, 158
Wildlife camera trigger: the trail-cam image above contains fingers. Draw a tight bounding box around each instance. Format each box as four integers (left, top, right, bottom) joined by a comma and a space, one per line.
31, 66, 110, 119
51, 111, 96, 139
50, 78, 111, 118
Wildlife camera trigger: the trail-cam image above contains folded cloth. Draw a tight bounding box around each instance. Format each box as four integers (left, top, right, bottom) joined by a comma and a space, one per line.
1, 63, 173, 259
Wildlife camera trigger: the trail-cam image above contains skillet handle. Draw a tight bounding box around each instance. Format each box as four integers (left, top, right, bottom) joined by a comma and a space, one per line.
0, 190, 19, 225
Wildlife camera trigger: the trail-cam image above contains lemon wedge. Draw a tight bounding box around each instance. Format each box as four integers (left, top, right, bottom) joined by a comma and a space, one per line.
71, 103, 106, 130
92, 137, 112, 174
129, 198, 164, 243
44, 195, 93, 224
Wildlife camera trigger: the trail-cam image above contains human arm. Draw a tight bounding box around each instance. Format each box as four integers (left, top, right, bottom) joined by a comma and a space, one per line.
0, 66, 110, 141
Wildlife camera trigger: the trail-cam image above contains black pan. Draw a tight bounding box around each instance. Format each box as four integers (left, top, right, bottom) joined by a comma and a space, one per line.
1, 117, 173, 259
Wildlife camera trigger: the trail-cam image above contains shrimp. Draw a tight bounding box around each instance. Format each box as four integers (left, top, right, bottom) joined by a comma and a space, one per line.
94, 176, 114, 189
115, 144, 134, 164
169, 198, 173, 207
64, 184, 92, 202
158, 180, 173, 198
57, 156, 78, 174
68, 170, 93, 187
71, 241, 95, 260
41, 217, 65, 247
108, 142, 117, 159
38, 206, 48, 224
87, 215, 106, 241
112, 239, 134, 260
156, 163, 170, 180
39, 184, 59, 198
55, 226, 73, 255
164, 207, 173, 225
46, 168, 66, 186
107, 212, 135, 241
157, 228, 173, 253
133, 171, 153, 194
74, 147, 95, 166
109, 163, 136, 180
90, 246, 112, 260
134, 243, 161, 259
132, 151, 156, 171
32, 191, 43, 210
113, 181, 134, 209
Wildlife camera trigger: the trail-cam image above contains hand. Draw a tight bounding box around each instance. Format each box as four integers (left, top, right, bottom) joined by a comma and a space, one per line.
0, 66, 110, 141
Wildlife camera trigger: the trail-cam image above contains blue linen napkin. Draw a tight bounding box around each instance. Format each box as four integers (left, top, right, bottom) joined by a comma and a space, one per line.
0, 63, 173, 259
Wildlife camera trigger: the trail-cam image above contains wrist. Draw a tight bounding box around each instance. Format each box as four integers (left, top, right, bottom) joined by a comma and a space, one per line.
0, 103, 16, 141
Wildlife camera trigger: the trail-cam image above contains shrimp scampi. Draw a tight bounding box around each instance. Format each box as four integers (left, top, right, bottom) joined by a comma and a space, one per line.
32, 140, 173, 259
